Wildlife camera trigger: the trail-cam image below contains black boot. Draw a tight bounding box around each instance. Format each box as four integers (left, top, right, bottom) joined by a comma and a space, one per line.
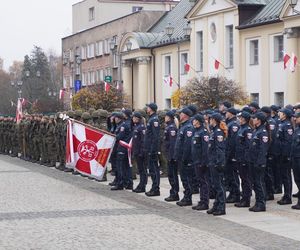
249, 205, 266, 212
234, 200, 250, 208
165, 195, 180, 202
192, 202, 209, 211
292, 191, 300, 198
291, 199, 300, 210
145, 190, 160, 197
226, 194, 240, 203
176, 199, 192, 207
277, 197, 292, 205
213, 210, 226, 216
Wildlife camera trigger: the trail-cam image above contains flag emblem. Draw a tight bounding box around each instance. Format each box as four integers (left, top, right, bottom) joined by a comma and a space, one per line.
78, 140, 99, 162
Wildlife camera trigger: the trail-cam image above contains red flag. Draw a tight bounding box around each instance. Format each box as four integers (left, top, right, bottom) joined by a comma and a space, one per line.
119, 138, 133, 167
104, 81, 110, 92
16, 98, 23, 124
164, 76, 173, 87
59, 89, 65, 100
66, 119, 116, 179
214, 59, 220, 70
284, 53, 290, 70
184, 63, 190, 73
290, 53, 298, 72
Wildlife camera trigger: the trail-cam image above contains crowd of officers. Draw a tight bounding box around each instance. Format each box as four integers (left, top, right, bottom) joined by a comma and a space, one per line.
1, 101, 300, 216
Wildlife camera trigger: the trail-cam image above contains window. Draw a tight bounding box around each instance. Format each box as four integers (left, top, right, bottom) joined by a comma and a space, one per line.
82, 73, 86, 86
89, 7, 95, 21
196, 31, 203, 72
250, 40, 259, 65
113, 52, 119, 68
250, 93, 259, 104
165, 98, 171, 109
225, 25, 234, 68
180, 53, 188, 75
132, 6, 143, 12
164, 56, 171, 76
88, 71, 95, 85
274, 35, 284, 62
275, 92, 284, 107
69, 49, 74, 62
81, 46, 87, 60
87, 44, 95, 58
105, 67, 112, 77
99, 69, 104, 81
96, 41, 103, 56
104, 39, 110, 54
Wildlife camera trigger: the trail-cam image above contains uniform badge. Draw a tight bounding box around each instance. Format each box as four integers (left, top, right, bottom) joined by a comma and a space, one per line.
193, 140, 197, 144
187, 131, 193, 137
269, 124, 275, 130
247, 133, 252, 139
142, 130, 146, 135
217, 135, 223, 142
154, 121, 159, 127
287, 129, 293, 135
232, 126, 238, 132
170, 130, 176, 136
262, 136, 268, 143
204, 135, 209, 142
120, 126, 125, 132
134, 135, 137, 138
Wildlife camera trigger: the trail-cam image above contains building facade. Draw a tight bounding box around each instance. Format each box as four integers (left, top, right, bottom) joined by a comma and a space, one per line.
72, 0, 176, 33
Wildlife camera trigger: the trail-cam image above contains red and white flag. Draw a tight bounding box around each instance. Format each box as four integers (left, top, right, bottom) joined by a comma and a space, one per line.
214, 59, 220, 70
104, 81, 110, 92
164, 75, 173, 87
284, 52, 290, 70
16, 98, 23, 124
66, 119, 116, 179
290, 53, 298, 72
59, 89, 65, 100
119, 138, 133, 167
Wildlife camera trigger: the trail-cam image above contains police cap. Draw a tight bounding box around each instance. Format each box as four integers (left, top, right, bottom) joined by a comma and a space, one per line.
146, 103, 158, 112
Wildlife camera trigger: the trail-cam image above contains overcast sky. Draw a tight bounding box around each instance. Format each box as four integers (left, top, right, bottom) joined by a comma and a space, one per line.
0, 0, 78, 70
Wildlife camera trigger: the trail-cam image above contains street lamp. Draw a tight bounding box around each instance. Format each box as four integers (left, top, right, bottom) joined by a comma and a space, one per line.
289, 0, 300, 14
165, 22, 175, 38
110, 38, 116, 50
125, 40, 132, 51
183, 23, 192, 38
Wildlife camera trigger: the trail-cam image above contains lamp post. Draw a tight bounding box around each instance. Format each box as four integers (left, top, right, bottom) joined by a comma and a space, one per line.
290, 0, 300, 14
11, 80, 23, 98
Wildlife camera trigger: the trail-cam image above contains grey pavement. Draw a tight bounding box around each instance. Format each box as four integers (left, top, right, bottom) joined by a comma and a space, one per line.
0, 155, 300, 250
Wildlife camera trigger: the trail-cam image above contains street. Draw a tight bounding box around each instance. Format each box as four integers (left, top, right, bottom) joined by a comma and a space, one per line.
0, 155, 300, 250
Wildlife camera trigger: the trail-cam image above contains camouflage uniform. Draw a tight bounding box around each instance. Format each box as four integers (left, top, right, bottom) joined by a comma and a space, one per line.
45, 116, 57, 167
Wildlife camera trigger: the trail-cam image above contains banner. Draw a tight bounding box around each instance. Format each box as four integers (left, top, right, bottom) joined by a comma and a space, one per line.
66, 119, 116, 179
16, 98, 23, 124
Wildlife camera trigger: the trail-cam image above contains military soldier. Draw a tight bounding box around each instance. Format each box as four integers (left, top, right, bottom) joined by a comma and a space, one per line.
56, 113, 67, 170
144, 103, 160, 197
81, 112, 93, 125
45, 116, 57, 167
163, 111, 179, 202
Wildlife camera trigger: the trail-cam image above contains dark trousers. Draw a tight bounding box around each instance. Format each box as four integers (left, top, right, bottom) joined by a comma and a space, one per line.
210, 166, 225, 211
225, 159, 240, 196
238, 163, 252, 202
273, 155, 282, 190
194, 165, 209, 205
148, 154, 160, 192
167, 159, 179, 196
253, 165, 266, 207
292, 158, 300, 192
281, 157, 292, 200
179, 162, 193, 201
135, 155, 147, 189
265, 156, 275, 195
116, 153, 126, 187
123, 157, 133, 188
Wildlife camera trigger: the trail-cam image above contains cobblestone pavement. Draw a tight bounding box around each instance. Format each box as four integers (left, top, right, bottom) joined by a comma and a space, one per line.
0, 156, 300, 250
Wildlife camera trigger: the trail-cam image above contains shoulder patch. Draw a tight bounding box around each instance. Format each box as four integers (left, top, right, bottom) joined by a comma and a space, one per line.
142, 130, 146, 135
187, 131, 193, 137
170, 130, 176, 137
232, 126, 238, 132
120, 126, 125, 132
270, 124, 275, 130
262, 136, 268, 143
217, 135, 224, 142
247, 133, 252, 139
288, 129, 293, 135
204, 135, 209, 142
154, 121, 159, 127
217, 129, 221, 132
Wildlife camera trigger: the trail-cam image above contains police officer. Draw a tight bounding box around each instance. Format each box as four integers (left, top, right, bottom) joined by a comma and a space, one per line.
249, 102, 260, 114
225, 107, 240, 203
207, 113, 227, 216
132, 112, 147, 193
235, 111, 253, 208
219, 101, 232, 118
291, 112, 300, 209
249, 112, 269, 212
191, 114, 209, 210
261, 106, 277, 200
277, 108, 294, 205
144, 103, 160, 197
111, 112, 132, 191
174, 108, 194, 206
164, 111, 179, 202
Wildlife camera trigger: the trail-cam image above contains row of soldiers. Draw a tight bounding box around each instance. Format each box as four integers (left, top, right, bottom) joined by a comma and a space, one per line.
107, 101, 300, 216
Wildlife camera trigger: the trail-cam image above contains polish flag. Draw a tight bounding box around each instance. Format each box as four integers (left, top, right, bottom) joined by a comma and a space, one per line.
184, 63, 190, 73
16, 98, 23, 124
284, 52, 291, 70
104, 81, 110, 92
59, 89, 65, 100
164, 76, 173, 87
66, 119, 116, 179
290, 53, 298, 72
119, 138, 133, 167
214, 59, 220, 70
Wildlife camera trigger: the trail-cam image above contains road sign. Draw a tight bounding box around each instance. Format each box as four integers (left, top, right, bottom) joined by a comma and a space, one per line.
104, 76, 112, 83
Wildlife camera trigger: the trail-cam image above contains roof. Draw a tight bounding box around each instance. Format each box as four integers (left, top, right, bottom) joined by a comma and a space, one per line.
237, 0, 285, 29
130, 0, 194, 48
234, 0, 267, 5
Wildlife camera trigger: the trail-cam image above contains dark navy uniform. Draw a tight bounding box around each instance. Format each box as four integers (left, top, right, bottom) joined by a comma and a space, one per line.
132, 121, 147, 191
144, 113, 160, 192
249, 125, 269, 210
207, 126, 226, 213
225, 117, 240, 201
235, 123, 253, 206
174, 120, 194, 203
265, 117, 277, 198
277, 119, 294, 201
191, 126, 209, 207
291, 124, 300, 208
164, 121, 179, 198
113, 120, 132, 189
